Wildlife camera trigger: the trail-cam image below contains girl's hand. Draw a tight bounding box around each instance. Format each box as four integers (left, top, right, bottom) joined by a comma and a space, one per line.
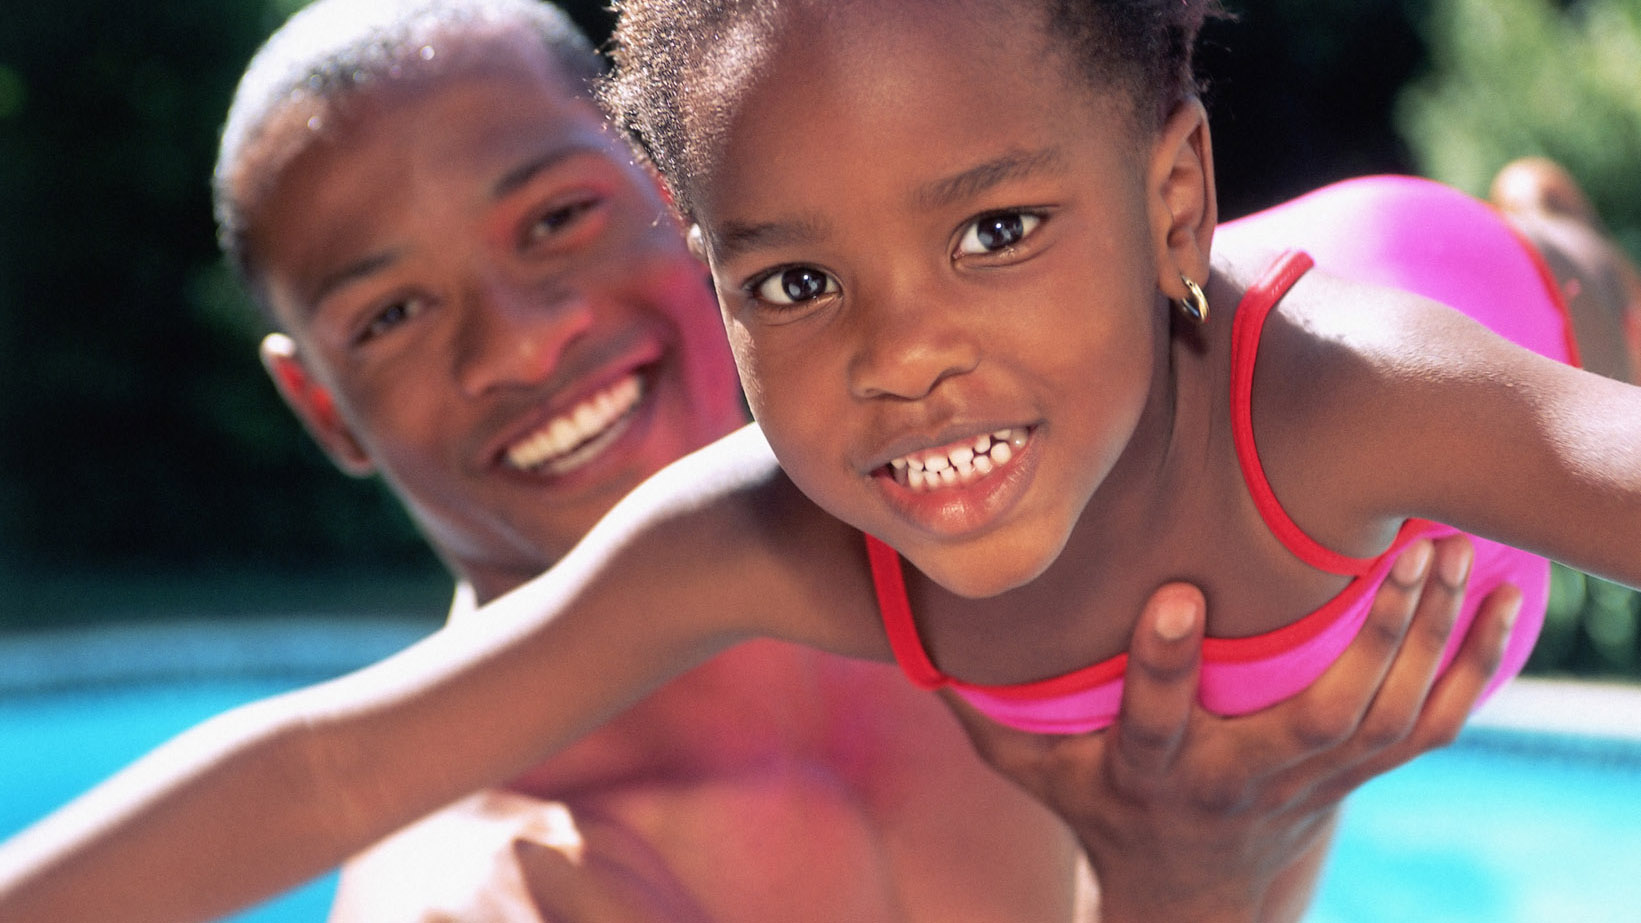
939, 536, 1520, 923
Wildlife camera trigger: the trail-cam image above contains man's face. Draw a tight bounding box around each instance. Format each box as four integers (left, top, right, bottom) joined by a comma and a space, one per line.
247, 33, 743, 601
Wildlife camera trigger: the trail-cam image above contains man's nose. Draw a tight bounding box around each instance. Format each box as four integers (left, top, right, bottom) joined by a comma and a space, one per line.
454, 276, 595, 398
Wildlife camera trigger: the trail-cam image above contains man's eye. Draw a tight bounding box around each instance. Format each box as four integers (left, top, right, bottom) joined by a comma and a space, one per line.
752, 266, 838, 306
358, 297, 424, 343
525, 197, 601, 245
957, 211, 1043, 255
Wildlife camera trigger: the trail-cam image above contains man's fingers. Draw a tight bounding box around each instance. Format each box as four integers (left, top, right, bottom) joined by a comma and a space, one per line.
1348, 536, 1474, 751
1308, 582, 1520, 808
1409, 580, 1520, 749
934, 687, 1059, 791
1110, 583, 1205, 777
1272, 540, 1433, 764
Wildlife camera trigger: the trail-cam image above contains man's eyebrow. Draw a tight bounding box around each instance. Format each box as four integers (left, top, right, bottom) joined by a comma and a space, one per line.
710, 214, 830, 262
301, 144, 609, 315
913, 148, 1067, 211
305, 249, 401, 316
491, 142, 604, 201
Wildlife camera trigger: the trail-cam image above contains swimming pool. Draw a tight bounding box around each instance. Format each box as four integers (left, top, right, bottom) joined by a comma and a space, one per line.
3, 622, 1639, 921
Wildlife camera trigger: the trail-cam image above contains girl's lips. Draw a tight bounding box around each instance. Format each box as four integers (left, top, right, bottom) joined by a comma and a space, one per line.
873, 425, 1038, 537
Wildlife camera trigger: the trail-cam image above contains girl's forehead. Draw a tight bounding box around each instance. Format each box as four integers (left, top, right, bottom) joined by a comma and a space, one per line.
690, 1, 1121, 223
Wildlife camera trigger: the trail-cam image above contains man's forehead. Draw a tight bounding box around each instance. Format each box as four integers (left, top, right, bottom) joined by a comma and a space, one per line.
254, 78, 619, 303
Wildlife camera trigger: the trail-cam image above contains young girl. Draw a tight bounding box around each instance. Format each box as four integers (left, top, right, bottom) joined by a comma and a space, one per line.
4, 0, 1638, 919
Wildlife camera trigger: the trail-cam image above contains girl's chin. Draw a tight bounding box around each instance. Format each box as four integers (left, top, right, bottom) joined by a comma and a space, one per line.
903, 538, 1060, 599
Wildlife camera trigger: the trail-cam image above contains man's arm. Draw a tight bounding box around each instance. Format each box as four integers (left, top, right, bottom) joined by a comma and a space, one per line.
944, 535, 1518, 923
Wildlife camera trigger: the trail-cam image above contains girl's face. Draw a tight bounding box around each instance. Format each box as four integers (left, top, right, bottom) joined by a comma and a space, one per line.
694, 2, 1196, 598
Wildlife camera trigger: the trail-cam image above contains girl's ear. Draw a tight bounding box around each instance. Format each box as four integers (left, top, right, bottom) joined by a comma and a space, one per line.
259, 333, 376, 477
1147, 97, 1217, 301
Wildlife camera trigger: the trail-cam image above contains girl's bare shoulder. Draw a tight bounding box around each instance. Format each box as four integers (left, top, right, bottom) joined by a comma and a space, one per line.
585, 423, 890, 660
1230, 265, 1483, 554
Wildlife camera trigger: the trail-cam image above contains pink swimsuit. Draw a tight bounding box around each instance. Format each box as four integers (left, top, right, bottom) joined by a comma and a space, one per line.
867, 176, 1571, 734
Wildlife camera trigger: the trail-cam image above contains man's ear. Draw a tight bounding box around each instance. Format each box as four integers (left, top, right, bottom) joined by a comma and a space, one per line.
1147, 97, 1218, 301
259, 333, 375, 477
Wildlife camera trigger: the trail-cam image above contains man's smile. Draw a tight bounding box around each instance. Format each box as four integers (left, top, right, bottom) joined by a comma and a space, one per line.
502, 371, 645, 475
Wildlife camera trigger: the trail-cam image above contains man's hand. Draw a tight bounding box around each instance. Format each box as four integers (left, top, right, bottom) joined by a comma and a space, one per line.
941, 536, 1521, 923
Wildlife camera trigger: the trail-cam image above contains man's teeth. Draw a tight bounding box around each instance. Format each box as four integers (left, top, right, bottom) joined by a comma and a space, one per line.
506, 375, 643, 471
889, 429, 1028, 491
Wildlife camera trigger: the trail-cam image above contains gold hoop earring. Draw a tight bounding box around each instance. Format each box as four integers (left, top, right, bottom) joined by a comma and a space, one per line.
1178, 275, 1209, 324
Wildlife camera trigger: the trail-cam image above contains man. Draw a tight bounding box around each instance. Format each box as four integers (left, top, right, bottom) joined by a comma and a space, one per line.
216, 1, 1512, 919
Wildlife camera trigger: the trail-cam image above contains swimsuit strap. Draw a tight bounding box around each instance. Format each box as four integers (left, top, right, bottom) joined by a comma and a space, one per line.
1229, 250, 1379, 577
865, 532, 948, 688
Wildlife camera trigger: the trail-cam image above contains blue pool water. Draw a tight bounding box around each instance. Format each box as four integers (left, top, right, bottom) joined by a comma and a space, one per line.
3, 623, 1639, 921
1, 679, 338, 922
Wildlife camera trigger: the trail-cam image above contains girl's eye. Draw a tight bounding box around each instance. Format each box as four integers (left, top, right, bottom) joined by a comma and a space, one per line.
752, 266, 839, 306
957, 211, 1043, 255
357, 297, 426, 344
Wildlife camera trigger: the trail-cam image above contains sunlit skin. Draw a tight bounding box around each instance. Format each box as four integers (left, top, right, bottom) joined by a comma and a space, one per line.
244, 27, 745, 603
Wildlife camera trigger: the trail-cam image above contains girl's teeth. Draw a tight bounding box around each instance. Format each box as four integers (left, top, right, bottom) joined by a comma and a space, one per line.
889, 428, 1027, 491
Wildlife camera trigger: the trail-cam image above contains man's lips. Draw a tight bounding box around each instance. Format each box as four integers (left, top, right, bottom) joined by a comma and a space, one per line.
881, 427, 1032, 491
501, 372, 645, 475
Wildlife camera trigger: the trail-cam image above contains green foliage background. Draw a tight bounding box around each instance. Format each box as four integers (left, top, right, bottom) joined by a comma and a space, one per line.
1398, 0, 1641, 677
0, 0, 1635, 677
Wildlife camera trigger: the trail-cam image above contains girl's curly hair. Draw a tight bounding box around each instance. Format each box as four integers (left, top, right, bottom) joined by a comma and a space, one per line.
600, 0, 1224, 217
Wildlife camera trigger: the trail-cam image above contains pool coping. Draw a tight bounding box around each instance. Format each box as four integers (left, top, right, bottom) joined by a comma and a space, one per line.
0, 618, 437, 694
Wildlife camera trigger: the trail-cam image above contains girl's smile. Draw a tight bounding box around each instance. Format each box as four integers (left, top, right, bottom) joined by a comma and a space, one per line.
872, 425, 1041, 539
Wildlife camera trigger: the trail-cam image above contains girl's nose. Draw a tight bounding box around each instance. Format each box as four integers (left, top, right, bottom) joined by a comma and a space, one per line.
846, 294, 980, 401
455, 277, 595, 398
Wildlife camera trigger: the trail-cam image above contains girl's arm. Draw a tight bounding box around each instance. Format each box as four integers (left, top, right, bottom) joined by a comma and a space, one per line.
1262, 274, 1641, 588
0, 425, 867, 923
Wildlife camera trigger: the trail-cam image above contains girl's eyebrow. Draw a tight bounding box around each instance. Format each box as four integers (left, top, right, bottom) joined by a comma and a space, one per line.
709, 147, 1065, 262
711, 214, 830, 261
913, 147, 1066, 211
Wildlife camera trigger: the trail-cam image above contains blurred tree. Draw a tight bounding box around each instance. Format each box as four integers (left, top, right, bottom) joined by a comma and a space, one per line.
0, 1, 428, 620
1400, 0, 1641, 259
